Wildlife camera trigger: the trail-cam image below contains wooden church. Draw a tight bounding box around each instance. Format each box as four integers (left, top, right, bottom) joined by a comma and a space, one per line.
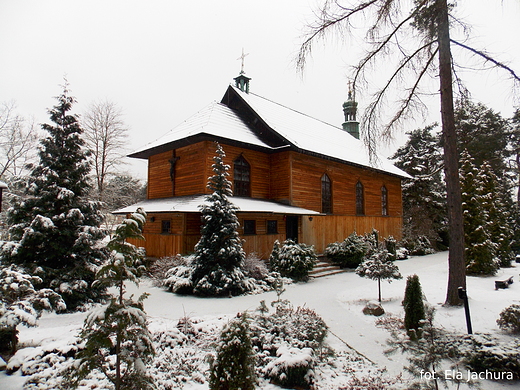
116, 70, 409, 259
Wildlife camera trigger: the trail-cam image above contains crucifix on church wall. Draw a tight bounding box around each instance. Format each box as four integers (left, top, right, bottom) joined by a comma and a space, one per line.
169, 151, 180, 195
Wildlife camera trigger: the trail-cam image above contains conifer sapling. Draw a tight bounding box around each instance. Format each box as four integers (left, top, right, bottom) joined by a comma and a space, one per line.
71, 208, 154, 390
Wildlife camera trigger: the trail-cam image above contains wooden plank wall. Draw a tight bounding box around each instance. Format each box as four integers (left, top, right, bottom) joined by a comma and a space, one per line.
301, 215, 403, 254
238, 213, 286, 259
288, 151, 402, 217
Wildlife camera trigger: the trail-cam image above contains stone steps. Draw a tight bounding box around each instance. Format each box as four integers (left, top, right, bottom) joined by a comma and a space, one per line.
310, 260, 345, 278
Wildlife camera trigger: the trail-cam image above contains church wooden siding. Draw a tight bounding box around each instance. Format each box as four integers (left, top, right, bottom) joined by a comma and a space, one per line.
269, 152, 291, 204
147, 151, 174, 199
288, 151, 402, 217
147, 141, 272, 199
128, 210, 286, 259
238, 213, 286, 259
301, 215, 403, 254
141, 141, 403, 259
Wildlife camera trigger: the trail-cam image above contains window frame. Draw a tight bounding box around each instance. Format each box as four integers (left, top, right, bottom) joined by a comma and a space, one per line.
233, 155, 251, 197
267, 220, 278, 234
161, 219, 171, 234
321, 173, 332, 214
381, 185, 389, 216
355, 180, 365, 216
243, 219, 256, 235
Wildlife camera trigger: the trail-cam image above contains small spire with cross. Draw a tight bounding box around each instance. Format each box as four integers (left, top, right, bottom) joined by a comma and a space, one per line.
237, 48, 249, 75
234, 48, 252, 93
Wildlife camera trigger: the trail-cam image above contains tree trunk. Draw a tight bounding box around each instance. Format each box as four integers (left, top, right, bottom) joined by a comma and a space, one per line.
378, 277, 381, 302
438, 0, 466, 305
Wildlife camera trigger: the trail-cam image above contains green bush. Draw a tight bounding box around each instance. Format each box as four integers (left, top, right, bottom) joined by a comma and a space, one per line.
264, 346, 315, 389
209, 313, 256, 390
403, 274, 426, 339
325, 232, 369, 268
497, 304, 520, 333
464, 336, 520, 379
269, 240, 316, 282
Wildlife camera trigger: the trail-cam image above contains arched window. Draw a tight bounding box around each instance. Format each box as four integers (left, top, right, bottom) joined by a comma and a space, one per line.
233, 155, 250, 197
321, 174, 332, 214
356, 181, 365, 215
381, 185, 388, 216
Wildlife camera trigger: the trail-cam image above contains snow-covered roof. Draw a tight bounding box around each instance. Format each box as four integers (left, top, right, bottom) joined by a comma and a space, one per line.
0, 181, 7, 189
114, 195, 321, 215
229, 86, 409, 178
129, 84, 410, 179
129, 101, 279, 158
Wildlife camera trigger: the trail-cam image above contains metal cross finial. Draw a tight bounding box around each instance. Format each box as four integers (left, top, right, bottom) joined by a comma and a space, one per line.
348, 80, 354, 100
237, 48, 249, 74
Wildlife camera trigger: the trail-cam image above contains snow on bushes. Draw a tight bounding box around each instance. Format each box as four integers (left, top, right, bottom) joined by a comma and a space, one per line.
355, 250, 402, 302
209, 313, 256, 390
5, 299, 378, 390
497, 304, 520, 334
0, 264, 66, 354
269, 239, 317, 282
325, 232, 369, 268
264, 345, 315, 389
463, 334, 520, 380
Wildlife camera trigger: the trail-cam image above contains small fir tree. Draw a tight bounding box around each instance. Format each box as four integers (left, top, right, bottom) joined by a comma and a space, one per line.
209, 313, 256, 390
403, 274, 426, 339
1, 84, 107, 310
0, 264, 66, 354
356, 249, 402, 302
190, 143, 249, 296
71, 208, 154, 390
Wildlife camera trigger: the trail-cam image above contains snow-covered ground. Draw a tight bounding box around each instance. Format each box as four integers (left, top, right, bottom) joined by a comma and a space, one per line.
2, 251, 519, 389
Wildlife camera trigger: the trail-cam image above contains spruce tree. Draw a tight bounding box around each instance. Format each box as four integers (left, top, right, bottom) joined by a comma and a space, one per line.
391, 125, 446, 248
403, 274, 426, 339
190, 143, 249, 296
209, 313, 256, 390
71, 208, 154, 390
460, 151, 499, 275
1, 85, 107, 310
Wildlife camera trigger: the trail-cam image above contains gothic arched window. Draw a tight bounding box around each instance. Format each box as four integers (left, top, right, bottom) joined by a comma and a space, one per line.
321, 174, 332, 214
233, 155, 251, 197
381, 185, 388, 216
356, 181, 365, 215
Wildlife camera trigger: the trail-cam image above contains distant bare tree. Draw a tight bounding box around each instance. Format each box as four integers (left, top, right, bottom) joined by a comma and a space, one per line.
83, 100, 129, 201
0, 101, 38, 179
297, 0, 519, 305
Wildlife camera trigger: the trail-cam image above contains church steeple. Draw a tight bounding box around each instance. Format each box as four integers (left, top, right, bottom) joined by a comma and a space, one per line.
342, 82, 360, 139
234, 49, 251, 93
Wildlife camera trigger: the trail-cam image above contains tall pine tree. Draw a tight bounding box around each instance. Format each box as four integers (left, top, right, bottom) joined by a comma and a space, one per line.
1, 84, 107, 310
190, 143, 250, 296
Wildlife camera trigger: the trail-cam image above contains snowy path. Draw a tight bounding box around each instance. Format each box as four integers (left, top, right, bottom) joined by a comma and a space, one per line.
2, 251, 519, 389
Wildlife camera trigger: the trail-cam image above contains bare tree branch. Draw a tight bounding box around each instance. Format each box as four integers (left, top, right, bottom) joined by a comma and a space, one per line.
451, 39, 520, 83
82, 100, 129, 202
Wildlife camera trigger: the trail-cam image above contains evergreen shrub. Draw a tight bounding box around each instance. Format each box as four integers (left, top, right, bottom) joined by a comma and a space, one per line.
163, 255, 195, 294
464, 336, 520, 379
403, 235, 436, 256
324, 232, 369, 268
269, 240, 316, 281
264, 345, 315, 389
209, 313, 256, 390
497, 304, 520, 333
402, 274, 425, 339
250, 302, 326, 390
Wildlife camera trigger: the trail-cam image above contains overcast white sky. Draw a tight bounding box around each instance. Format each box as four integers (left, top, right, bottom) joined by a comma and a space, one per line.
1, 0, 519, 179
